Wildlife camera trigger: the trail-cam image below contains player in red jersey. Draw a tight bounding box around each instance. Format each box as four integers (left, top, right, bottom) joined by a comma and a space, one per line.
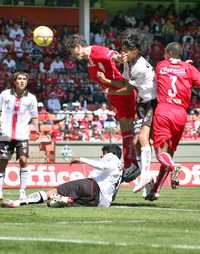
65, 35, 139, 181
144, 42, 200, 201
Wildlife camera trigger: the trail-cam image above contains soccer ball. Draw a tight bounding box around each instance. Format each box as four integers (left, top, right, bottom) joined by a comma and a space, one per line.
33, 26, 53, 47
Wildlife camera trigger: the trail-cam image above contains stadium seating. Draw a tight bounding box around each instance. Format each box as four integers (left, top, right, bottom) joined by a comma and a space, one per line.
0, 4, 200, 160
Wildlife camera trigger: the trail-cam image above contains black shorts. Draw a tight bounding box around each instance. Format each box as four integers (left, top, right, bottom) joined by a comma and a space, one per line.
133, 99, 157, 134
57, 178, 100, 207
0, 140, 29, 160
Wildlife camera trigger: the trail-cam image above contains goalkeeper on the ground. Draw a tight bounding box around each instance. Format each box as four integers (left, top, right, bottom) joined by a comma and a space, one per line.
2, 144, 123, 208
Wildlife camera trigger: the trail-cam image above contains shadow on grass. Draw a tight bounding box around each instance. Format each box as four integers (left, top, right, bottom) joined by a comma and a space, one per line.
111, 202, 177, 209
111, 202, 157, 207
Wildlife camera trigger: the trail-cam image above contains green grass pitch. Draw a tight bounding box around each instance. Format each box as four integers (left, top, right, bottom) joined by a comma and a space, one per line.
0, 187, 200, 254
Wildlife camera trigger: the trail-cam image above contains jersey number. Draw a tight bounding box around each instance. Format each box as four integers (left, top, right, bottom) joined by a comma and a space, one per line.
168, 75, 177, 98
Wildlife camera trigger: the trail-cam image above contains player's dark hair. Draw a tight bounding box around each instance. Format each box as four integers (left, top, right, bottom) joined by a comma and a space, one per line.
102, 144, 122, 159
122, 30, 140, 50
165, 42, 183, 58
64, 34, 87, 51
13, 72, 29, 81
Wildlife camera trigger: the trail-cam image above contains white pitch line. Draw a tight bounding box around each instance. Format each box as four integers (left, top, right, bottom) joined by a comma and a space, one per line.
0, 236, 200, 250
151, 244, 200, 250
0, 220, 146, 226
0, 236, 127, 246
113, 206, 200, 212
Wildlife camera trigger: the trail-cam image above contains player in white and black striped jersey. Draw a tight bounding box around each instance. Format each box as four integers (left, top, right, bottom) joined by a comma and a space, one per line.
0, 72, 38, 201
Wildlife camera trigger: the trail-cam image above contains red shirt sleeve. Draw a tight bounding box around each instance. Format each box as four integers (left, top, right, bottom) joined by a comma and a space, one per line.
188, 64, 200, 87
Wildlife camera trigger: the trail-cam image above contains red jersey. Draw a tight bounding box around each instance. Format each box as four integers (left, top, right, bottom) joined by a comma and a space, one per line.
156, 59, 200, 110
87, 45, 124, 90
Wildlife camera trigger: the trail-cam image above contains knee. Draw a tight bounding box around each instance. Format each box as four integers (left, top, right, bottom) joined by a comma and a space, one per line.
138, 133, 148, 146
133, 137, 138, 146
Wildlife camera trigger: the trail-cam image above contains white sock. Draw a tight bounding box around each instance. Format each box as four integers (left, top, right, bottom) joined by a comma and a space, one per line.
0, 172, 5, 197
140, 146, 152, 178
20, 168, 29, 192
25, 191, 47, 204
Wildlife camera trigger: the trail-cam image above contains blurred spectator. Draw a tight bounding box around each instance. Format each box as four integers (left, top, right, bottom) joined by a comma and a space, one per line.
56, 103, 71, 131
13, 34, 24, 61
49, 55, 65, 73
0, 33, 13, 48
0, 45, 8, 61
182, 34, 194, 60
182, 114, 197, 140
194, 109, 200, 132
52, 85, 66, 102
39, 56, 52, 73
3, 54, 16, 72
46, 92, 61, 113
103, 112, 117, 129
94, 103, 111, 122
50, 124, 63, 141
64, 56, 77, 74
72, 101, 85, 122
64, 127, 82, 141
38, 102, 51, 123
9, 23, 24, 40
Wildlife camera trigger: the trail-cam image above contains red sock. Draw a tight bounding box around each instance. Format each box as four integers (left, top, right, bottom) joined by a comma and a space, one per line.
122, 131, 136, 169
152, 165, 170, 193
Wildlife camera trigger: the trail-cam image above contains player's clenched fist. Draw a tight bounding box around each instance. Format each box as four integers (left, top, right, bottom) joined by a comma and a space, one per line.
120, 52, 128, 63
97, 71, 106, 82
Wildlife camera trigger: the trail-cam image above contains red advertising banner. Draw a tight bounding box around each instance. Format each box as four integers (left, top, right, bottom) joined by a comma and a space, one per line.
3, 162, 200, 188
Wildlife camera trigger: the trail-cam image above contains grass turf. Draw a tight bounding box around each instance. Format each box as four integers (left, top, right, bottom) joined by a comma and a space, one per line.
0, 187, 200, 254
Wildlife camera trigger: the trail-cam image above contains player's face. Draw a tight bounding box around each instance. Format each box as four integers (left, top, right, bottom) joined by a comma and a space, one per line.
122, 47, 139, 62
71, 45, 83, 60
14, 74, 28, 91
101, 149, 108, 158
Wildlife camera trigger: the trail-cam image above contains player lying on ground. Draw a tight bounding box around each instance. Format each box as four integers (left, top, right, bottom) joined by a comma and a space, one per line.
2, 144, 123, 208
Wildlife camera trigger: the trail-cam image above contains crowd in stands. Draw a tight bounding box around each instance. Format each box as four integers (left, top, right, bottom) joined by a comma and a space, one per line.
31, 102, 121, 143
0, 3, 200, 143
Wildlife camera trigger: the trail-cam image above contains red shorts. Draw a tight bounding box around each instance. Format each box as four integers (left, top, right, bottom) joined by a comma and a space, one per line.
153, 103, 187, 152
107, 91, 136, 120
